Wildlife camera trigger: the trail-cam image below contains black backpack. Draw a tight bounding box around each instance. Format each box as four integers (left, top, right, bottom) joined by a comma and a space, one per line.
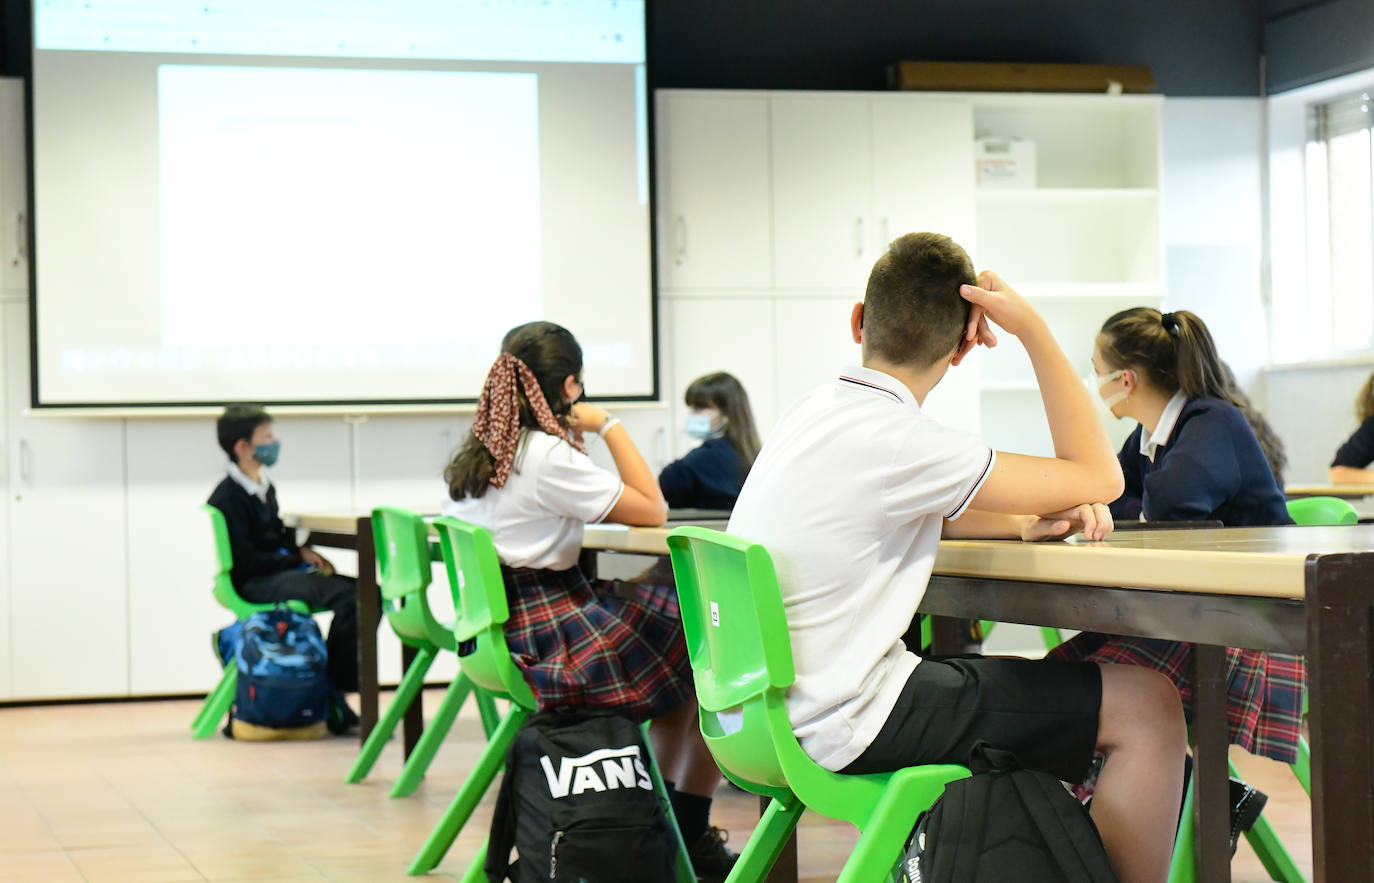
486, 708, 678, 883
894, 743, 1120, 883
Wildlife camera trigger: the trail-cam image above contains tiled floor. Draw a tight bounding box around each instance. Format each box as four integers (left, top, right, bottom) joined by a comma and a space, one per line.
0, 689, 1311, 881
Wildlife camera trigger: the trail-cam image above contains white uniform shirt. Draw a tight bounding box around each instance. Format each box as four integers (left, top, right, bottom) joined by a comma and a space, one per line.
442, 431, 624, 571
727, 366, 995, 771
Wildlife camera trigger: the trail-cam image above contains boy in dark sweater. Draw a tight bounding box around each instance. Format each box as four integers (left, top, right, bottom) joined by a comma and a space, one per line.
207, 405, 362, 694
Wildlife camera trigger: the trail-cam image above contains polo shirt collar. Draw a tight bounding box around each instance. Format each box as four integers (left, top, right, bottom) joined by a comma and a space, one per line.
227, 461, 272, 502
838, 365, 918, 409
1141, 390, 1188, 462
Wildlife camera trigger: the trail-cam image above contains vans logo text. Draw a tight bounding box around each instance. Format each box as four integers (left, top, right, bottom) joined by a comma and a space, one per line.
539, 746, 652, 798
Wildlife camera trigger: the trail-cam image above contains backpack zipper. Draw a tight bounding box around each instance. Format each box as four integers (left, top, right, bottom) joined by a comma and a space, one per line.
549, 830, 563, 879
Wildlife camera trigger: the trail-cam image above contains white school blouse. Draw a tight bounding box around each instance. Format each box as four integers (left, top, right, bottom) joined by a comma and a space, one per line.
442, 430, 624, 571
728, 366, 995, 771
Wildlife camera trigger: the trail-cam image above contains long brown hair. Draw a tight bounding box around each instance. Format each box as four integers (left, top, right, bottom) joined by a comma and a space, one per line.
1359, 371, 1374, 423
1098, 307, 1287, 485
444, 322, 583, 500
684, 372, 762, 469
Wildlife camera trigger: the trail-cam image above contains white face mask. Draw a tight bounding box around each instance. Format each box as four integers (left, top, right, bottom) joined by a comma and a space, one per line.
1089, 368, 1127, 411
684, 409, 724, 440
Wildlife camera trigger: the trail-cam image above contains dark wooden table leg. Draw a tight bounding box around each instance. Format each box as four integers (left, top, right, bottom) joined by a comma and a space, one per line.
929, 614, 970, 656
1307, 555, 1374, 883
401, 644, 423, 759
760, 794, 799, 883
1192, 643, 1231, 883
355, 516, 380, 744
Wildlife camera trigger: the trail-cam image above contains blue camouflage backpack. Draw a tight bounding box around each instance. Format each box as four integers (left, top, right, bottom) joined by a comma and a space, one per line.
232, 606, 332, 733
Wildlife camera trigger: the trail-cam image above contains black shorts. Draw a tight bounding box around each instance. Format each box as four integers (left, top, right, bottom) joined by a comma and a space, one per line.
841, 656, 1102, 783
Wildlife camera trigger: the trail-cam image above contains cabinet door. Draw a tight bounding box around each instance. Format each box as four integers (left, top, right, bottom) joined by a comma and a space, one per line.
5, 301, 130, 699
0, 305, 10, 698
656, 92, 772, 290
665, 296, 777, 460
771, 95, 874, 291
773, 299, 860, 415
871, 98, 976, 254
0, 79, 27, 294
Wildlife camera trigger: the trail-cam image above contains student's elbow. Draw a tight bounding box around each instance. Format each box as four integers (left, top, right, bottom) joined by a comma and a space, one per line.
1092, 461, 1126, 505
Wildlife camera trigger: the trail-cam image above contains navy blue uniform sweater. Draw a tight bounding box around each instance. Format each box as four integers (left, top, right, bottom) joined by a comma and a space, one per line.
207, 476, 302, 590
658, 436, 748, 510
1332, 416, 1374, 468
1112, 397, 1292, 527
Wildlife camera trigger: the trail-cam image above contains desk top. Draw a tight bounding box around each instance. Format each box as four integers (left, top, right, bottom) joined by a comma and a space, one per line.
292, 512, 1374, 600
1285, 483, 1374, 499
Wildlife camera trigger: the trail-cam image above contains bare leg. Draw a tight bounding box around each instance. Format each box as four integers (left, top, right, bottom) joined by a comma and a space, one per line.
1092, 663, 1187, 883
649, 697, 723, 797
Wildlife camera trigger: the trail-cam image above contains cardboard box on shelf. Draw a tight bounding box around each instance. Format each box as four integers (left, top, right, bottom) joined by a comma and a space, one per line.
975, 137, 1036, 188
887, 61, 1156, 94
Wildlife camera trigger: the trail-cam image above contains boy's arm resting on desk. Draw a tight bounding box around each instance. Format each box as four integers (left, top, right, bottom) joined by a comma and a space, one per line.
944, 503, 1114, 542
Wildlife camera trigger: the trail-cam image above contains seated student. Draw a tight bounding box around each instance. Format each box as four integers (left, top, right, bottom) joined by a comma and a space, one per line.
659, 372, 761, 510
441, 322, 737, 879
728, 233, 1186, 883
1052, 308, 1300, 846
1329, 369, 1374, 482
207, 405, 363, 699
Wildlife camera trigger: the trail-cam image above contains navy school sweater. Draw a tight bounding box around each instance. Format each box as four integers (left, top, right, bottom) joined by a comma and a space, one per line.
207, 476, 302, 590
658, 436, 749, 510
1332, 416, 1374, 469
1112, 397, 1292, 527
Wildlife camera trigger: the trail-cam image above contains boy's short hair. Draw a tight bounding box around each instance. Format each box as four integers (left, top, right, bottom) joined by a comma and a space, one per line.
862, 232, 975, 368
217, 404, 271, 461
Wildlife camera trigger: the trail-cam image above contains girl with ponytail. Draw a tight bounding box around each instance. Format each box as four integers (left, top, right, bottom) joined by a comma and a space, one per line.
441, 322, 736, 875
1329, 370, 1374, 482
1052, 307, 1300, 848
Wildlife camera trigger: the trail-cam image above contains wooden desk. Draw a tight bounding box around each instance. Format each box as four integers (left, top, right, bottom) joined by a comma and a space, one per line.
589, 523, 1374, 883
1286, 482, 1374, 499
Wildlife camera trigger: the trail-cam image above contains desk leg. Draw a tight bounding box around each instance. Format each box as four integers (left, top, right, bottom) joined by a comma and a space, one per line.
402, 644, 423, 759
928, 615, 973, 656
1308, 555, 1374, 883
356, 516, 380, 745
1191, 643, 1231, 883
760, 794, 799, 883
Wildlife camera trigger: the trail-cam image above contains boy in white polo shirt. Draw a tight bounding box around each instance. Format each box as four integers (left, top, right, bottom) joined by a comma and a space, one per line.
728, 233, 1185, 883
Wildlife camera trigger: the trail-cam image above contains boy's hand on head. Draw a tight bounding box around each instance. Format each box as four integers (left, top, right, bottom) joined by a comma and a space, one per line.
960, 271, 1044, 340
1020, 503, 1114, 542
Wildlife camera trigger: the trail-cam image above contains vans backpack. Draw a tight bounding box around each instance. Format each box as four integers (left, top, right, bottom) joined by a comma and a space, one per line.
893, 743, 1120, 883
485, 708, 678, 883
230, 606, 332, 740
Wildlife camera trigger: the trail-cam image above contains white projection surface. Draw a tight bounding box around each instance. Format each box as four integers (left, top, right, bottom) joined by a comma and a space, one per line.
31, 0, 652, 406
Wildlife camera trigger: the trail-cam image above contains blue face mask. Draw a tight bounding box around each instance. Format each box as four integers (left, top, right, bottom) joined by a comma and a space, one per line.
684, 414, 721, 440
253, 441, 281, 467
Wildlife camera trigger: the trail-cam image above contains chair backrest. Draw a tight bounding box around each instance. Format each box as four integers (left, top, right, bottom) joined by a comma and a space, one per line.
371, 507, 453, 650
432, 516, 536, 708
1287, 495, 1359, 526
203, 503, 253, 620
666, 525, 806, 794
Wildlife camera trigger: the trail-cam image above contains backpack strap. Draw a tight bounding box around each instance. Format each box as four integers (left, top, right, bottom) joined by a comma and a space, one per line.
484, 731, 523, 882
1007, 770, 1120, 882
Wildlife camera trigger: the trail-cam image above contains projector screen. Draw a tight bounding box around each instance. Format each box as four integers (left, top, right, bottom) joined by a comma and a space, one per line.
29, 0, 654, 407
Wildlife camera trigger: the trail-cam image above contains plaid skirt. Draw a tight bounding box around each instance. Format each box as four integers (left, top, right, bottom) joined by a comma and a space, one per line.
1050, 633, 1305, 764
500, 565, 693, 722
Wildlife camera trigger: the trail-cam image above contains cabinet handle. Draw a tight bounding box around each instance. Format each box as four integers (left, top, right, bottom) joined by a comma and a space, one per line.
19, 438, 32, 484
854, 217, 865, 257
675, 216, 687, 262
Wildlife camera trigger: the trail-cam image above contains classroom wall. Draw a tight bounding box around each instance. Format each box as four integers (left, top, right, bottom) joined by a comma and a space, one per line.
1267, 361, 1372, 485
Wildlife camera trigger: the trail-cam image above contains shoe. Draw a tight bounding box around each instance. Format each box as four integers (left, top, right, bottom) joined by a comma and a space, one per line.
688, 826, 738, 883
1229, 778, 1268, 856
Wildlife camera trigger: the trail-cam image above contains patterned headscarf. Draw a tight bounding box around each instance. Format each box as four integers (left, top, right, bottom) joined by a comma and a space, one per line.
474, 352, 585, 488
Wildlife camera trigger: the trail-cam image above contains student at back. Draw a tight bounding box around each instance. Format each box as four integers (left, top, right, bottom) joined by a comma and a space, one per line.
1329, 369, 1374, 482
659, 372, 761, 510
728, 233, 1186, 883
207, 405, 363, 698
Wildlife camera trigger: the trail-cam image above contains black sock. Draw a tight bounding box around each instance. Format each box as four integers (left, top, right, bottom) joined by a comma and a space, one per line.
671, 790, 711, 844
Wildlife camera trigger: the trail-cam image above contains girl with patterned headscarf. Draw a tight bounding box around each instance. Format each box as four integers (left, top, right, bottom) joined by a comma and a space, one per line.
441, 322, 737, 876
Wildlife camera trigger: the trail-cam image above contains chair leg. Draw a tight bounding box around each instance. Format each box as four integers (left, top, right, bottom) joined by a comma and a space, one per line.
409, 706, 531, 875
839, 782, 936, 883
457, 839, 489, 883
346, 645, 437, 784
1243, 811, 1307, 882
191, 661, 237, 739
1168, 776, 1197, 883
639, 721, 696, 883
475, 689, 501, 739
391, 672, 477, 797
1039, 626, 1064, 650
1292, 736, 1310, 796
725, 794, 804, 883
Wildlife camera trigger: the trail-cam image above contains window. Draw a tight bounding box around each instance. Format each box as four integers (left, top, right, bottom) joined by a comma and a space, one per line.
1304, 93, 1374, 356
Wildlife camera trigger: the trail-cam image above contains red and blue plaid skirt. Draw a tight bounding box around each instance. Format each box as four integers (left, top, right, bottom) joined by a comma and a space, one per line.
1050, 633, 1305, 764
500, 565, 693, 722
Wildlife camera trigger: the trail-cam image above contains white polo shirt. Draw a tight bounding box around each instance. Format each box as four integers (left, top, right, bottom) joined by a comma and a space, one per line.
1140, 389, 1188, 463
727, 365, 995, 771
442, 430, 624, 571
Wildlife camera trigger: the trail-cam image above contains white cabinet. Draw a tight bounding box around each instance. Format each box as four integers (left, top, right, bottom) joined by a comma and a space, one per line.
655, 92, 773, 291
0, 305, 10, 698
4, 301, 130, 699
0, 78, 26, 294
771, 95, 976, 291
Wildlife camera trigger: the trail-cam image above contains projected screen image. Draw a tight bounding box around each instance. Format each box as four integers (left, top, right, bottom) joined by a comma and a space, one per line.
31, 0, 653, 405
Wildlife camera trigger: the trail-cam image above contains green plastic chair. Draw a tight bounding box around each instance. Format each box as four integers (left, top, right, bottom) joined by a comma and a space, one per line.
666, 525, 969, 883
1287, 495, 1358, 526
409, 517, 694, 881
191, 503, 312, 739
345, 507, 500, 796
